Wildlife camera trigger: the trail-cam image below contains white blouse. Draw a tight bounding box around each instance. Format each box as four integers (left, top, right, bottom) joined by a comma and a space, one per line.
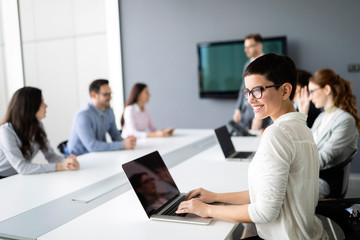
247, 112, 327, 239
121, 104, 157, 139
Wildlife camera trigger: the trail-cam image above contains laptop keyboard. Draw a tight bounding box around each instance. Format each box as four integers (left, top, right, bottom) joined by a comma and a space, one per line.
234, 152, 253, 158
161, 195, 187, 217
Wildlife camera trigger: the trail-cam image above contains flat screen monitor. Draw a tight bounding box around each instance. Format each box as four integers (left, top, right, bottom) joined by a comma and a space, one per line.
198, 36, 287, 99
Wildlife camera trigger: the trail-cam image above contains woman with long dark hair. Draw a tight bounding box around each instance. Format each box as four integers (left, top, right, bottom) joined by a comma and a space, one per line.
299, 68, 359, 197
121, 83, 174, 138
0, 87, 79, 178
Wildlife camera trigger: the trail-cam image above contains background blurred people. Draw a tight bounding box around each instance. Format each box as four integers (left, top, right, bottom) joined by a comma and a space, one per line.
299, 68, 359, 198
0, 87, 79, 178
233, 33, 272, 131
121, 83, 174, 139
294, 69, 322, 128
66, 79, 136, 156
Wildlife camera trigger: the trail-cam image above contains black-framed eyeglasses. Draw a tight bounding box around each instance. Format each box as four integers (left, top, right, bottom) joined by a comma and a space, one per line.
309, 88, 321, 95
244, 43, 258, 50
242, 84, 282, 100
99, 92, 112, 97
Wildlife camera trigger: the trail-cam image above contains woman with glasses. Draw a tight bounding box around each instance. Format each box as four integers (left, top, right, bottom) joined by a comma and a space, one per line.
121, 83, 174, 139
0, 87, 79, 178
299, 68, 359, 198
176, 53, 327, 239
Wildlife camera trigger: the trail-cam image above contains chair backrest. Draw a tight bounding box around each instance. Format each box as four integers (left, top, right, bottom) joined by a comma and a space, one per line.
320, 151, 358, 198
316, 198, 360, 239
57, 140, 68, 155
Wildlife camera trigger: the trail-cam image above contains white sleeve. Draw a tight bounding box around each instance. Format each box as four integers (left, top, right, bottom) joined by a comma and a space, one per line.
248, 126, 294, 223
147, 110, 157, 132
122, 106, 147, 139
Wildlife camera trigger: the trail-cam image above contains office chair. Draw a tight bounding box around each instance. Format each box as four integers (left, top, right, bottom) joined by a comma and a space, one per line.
320, 151, 358, 199
227, 120, 255, 137
317, 198, 360, 239
57, 140, 68, 156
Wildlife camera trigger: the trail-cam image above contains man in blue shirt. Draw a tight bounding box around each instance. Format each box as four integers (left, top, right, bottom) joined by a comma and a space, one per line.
66, 79, 136, 156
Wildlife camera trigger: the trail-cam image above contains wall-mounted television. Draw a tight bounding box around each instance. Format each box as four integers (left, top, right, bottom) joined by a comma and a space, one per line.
198, 36, 287, 99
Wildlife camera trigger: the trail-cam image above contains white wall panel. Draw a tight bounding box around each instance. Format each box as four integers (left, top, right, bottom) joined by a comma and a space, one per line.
0, 0, 24, 101
22, 42, 39, 86
0, 46, 6, 120
15, 0, 123, 150
33, 0, 74, 40
35, 39, 78, 147
75, 34, 108, 109
18, 0, 35, 42
73, 0, 106, 35
0, 2, 6, 120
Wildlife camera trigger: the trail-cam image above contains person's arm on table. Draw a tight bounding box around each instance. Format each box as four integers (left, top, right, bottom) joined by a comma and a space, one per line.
76, 113, 125, 151
177, 188, 252, 222
55, 155, 79, 171
0, 127, 79, 174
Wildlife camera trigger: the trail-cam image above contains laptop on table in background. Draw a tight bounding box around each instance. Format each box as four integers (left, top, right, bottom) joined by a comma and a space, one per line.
122, 151, 212, 225
214, 125, 255, 161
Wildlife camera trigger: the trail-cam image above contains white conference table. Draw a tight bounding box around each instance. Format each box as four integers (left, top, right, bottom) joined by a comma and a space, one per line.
0, 129, 261, 240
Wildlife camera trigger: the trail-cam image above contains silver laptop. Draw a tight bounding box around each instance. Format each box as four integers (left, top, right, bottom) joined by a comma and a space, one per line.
122, 151, 212, 225
214, 125, 255, 161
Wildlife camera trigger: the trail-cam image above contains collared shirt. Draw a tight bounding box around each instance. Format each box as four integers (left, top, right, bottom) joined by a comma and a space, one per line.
247, 112, 327, 239
0, 122, 64, 177
121, 104, 157, 139
67, 102, 124, 156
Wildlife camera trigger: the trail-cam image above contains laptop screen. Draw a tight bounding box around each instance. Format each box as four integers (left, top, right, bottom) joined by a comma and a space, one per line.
214, 126, 236, 157
122, 151, 180, 217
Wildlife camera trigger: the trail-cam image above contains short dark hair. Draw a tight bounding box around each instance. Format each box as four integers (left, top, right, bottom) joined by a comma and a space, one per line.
245, 33, 263, 44
243, 53, 297, 101
297, 69, 312, 88
89, 79, 109, 95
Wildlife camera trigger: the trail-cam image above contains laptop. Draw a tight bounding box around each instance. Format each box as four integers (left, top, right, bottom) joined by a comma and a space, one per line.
214, 125, 255, 161
122, 151, 212, 225
227, 120, 255, 137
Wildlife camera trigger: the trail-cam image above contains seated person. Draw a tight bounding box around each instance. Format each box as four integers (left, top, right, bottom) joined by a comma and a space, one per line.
0, 87, 79, 178
299, 68, 359, 198
294, 69, 322, 128
177, 53, 328, 239
66, 79, 136, 156
121, 83, 174, 139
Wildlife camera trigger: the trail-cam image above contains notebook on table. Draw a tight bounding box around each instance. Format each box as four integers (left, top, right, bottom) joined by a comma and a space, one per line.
122, 151, 212, 225
214, 125, 255, 161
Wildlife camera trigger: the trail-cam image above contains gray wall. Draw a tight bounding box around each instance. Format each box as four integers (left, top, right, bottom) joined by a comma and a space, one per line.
119, 0, 360, 129
119, 0, 360, 172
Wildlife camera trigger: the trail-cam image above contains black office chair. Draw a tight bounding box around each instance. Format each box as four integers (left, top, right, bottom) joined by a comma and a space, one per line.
317, 198, 360, 239
57, 140, 68, 156
227, 120, 255, 137
320, 151, 358, 198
